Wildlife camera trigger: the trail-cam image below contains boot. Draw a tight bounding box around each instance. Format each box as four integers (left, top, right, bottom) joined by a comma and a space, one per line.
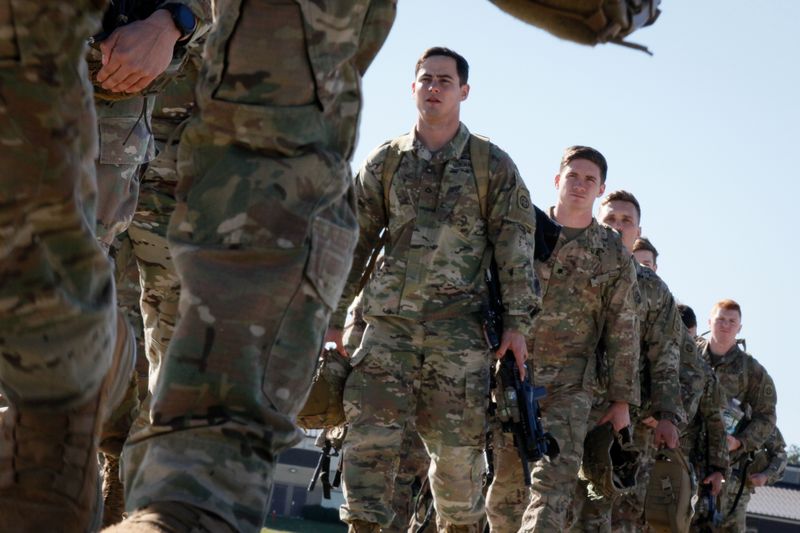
348, 519, 381, 533
103, 501, 235, 532
102, 454, 126, 527
0, 310, 136, 532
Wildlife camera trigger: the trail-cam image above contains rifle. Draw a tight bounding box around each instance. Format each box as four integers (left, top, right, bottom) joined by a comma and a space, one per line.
307, 439, 334, 499
482, 259, 559, 486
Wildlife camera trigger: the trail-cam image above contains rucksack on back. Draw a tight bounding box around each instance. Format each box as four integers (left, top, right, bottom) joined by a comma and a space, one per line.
490, 0, 661, 54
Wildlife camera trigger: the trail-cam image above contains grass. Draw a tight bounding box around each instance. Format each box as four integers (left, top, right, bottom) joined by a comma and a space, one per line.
261, 516, 347, 533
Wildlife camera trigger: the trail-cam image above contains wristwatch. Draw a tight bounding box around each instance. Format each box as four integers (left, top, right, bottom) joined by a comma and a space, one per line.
159, 3, 197, 40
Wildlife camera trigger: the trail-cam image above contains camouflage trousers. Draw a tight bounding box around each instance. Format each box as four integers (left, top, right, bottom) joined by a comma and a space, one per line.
341, 316, 491, 529
121, 119, 358, 531
485, 418, 533, 533
573, 418, 656, 533
714, 472, 751, 532
0, 2, 117, 408
519, 383, 594, 532
385, 424, 431, 533
94, 96, 155, 253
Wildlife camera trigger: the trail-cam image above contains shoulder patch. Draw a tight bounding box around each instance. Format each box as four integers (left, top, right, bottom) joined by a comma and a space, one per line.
518, 190, 531, 211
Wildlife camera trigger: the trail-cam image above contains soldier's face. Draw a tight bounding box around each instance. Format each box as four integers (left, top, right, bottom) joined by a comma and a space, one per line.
709, 308, 742, 345
555, 159, 605, 214
599, 200, 641, 252
633, 249, 657, 271
412, 56, 469, 122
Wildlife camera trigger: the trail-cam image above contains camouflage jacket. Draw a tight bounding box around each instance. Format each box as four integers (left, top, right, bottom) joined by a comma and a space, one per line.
698, 338, 777, 456
530, 212, 640, 405
333, 124, 539, 334
680, 330, 728, 474
634, 263, 683, 423
748, 427, 787, 485
192, 0, 396, 157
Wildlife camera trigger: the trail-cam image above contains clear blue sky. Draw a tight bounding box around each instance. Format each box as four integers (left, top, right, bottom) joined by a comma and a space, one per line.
351, 1, 800, 447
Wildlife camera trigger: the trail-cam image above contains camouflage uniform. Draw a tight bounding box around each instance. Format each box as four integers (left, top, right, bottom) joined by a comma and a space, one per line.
697, 338, 777, 533
0, 2, 139, 530
120, 2, 397, 530
338, 125, 539, 530
574, 263, 684, 532
716, 424, 786, 532
487, 212, 641, 533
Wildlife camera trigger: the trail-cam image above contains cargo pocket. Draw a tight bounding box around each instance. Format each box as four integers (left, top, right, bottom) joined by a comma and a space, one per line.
305, 202, 358, 311
213, 0, 318, 107
460, 360, 491, 445
98, 115, 154, 166
343, 364, 366, 425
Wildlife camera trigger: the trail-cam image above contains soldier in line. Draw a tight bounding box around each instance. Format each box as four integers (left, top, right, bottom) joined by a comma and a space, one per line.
325, 46, 538, 533
631, 236, 657, 271
697, 299, 778, 533
487, 147, 641, 532
0, 4, 134, 530
573, 191, 684, 532
717, 425, 788, 530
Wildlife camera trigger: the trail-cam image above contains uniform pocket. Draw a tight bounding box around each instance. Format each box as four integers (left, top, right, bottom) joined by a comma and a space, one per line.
98, 115, 154, 166
212, 0, 318, 107
305, 201, 358, 311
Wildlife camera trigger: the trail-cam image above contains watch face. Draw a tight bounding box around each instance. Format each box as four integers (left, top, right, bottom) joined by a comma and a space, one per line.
174, 5, 197, 36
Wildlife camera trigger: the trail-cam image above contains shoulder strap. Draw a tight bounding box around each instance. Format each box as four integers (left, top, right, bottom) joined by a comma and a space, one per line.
469, 133, 491, 220
381, 139, 405, 222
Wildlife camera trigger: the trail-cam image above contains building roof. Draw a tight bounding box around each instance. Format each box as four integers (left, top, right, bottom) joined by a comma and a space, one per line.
747, 485, 800, 522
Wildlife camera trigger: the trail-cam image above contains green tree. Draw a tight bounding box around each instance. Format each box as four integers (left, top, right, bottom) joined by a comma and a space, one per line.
788, 444, 800, 465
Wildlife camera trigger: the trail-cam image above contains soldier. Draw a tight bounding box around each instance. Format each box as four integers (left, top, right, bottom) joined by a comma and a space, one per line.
324, 47, 538, 533
0, 3, 135, 530
697, 300, 778, 533
710, 427, 786, 532
673, 303, 727, 522
107, 3, 398, 531
572, 191, 683, 532
486, 147, 640, 533
631, 236, 657, 271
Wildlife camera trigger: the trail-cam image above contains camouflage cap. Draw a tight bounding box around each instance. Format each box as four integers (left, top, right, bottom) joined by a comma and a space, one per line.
579, 422, 640, 500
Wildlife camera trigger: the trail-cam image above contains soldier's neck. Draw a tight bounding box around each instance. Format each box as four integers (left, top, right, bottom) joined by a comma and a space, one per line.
552, 203, 593, 229
415, 117, 460, 152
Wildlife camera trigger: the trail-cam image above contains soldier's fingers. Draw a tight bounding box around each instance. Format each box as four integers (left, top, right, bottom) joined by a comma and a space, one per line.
117, 74, 155, 95
105, 72, 144, 93
95, 60, 121, 84
98, 32, 121, 67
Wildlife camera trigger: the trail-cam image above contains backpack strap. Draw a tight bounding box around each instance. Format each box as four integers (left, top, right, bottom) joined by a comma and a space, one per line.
469, 133, 491, 220
381, 138, 405, 222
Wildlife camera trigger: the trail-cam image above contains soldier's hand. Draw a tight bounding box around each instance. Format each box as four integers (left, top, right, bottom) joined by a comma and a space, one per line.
597, 401, 630, 432
703, 471, 724, 496
726, 435, 742, 452
96, 9, 180, 94
749, 473, 768, 487
496, 329, 527, 378
323, 327, 348, 358
653, 418, 679, 449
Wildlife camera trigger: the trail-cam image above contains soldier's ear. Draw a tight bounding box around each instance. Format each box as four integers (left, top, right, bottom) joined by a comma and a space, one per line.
554, 174, 561, 189
460, 83, 470, 101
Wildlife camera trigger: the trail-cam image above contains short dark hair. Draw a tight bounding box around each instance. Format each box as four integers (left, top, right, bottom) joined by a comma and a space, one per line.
600, 190, 641, 223
560, 146, 608, 184
415, 47, 469, 85
677, 304, 697, 330
632, 236, 658, 265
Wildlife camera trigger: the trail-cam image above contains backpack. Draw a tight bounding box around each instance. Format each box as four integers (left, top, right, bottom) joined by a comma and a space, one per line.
490, 0, 661, 55
645, 448, 697, 533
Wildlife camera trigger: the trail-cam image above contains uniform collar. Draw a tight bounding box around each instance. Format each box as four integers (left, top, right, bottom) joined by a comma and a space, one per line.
406, 123, 471, 164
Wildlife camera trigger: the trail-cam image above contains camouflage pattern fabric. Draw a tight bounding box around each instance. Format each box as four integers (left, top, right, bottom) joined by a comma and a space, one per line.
716, 427, 787, 532
494, 213, 640, 533
332, 124, 539, 333
574, 263, 684, 531
341, 316, 491, 528
697, 338, 777, 533
0, 1, 117, 408
680, 330, 727, 485
93, 96, 156, 252
697, 339, 777, 458
121, 2, 397, 530
386, 425, 430, 533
